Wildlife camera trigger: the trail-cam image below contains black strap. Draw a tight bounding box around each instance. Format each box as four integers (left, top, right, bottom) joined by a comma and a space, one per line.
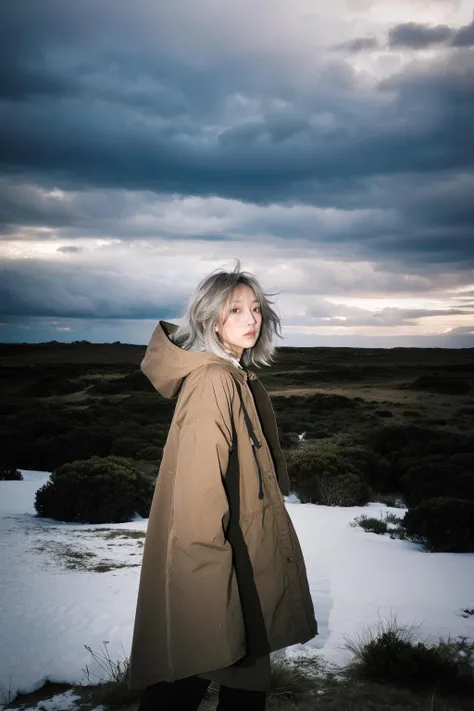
234, 378, 264, 500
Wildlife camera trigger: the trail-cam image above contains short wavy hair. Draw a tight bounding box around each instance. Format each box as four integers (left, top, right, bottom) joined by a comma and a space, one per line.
171, 260, 282, 367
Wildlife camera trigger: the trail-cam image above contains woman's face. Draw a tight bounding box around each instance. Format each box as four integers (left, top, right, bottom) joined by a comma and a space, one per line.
217, 284, 262, 359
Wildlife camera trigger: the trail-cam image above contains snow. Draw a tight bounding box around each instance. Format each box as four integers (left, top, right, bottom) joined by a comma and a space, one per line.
1, 471, 473, 708
7, 690, 87, 711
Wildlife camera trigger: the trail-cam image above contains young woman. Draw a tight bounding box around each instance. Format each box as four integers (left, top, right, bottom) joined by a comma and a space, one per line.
129, 262, 317, 711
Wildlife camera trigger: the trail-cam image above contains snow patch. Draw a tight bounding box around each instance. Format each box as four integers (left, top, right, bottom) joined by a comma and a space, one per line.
0, 470, 473, 701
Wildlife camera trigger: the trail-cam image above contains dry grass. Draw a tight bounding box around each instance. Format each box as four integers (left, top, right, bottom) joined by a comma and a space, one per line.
4, 653, 474, 711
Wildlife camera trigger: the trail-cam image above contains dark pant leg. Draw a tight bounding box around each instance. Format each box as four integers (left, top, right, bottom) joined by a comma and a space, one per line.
136, 675, 211, 711
216, 685, 267, 711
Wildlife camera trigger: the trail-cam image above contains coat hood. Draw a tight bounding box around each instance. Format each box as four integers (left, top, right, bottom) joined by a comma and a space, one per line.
141, 321, 246, 399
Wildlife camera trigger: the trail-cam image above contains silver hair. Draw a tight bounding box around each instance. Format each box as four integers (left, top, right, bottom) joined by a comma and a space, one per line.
171, 260, 282, 367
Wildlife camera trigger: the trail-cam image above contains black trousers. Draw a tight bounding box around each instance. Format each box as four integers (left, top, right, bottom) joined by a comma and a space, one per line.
137, 674, 266, 711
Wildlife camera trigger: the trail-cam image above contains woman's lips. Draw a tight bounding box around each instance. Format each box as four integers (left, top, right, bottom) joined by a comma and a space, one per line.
244, 331, 256, 337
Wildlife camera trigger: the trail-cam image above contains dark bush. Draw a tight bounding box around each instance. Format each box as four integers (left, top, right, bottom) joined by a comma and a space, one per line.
34, 455, 155, 523
287, 441, 370, 506
408, 375, 470, 395
278, 430, 301, 448
331, 437, 394, 493
401, 459, 474, 507
307, 394, 359, 412
347, 627, 474, 695
403, 497, 474, 552
366, 425, 474, 495
136, 444, 162, 461
367, 425, 438, 457
0, 466, 23, 480
27, 374, 83, 397
457, 406, 474, 416
110, 436, 145, 458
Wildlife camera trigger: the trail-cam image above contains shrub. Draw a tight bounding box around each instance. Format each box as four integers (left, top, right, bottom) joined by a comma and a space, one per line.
345, 618, 474, 695
278, 430, 301, 448
408, 375, 470, 395
352, 512, 405, 537
82, 642, 140, 708
287, 441, 370, 506
366, 425, 474, 495
341, 445, 393, 493
403, 497, 474, 552
457, 406, 474, 416
34, 456, 155, 524
110, 436, 144, 458
267, 658, 316, 702
353, 515, 388, 535
307, 393, 359, 412
372, 492, 406, 508
367, 425, 438, 457
136, 445, 162, 462
0, 466, 23, 480
401, 459, 474, 507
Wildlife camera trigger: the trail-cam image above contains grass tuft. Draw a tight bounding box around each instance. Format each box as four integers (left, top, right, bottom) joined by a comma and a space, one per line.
268, 658, 319, 703
344, 616, 474, 697
81, 641, 140, 708
0, 675, 14, 706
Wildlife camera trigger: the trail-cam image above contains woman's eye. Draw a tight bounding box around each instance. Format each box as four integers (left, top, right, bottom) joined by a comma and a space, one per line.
230, 308, 239, 313
254, 307, 261, 313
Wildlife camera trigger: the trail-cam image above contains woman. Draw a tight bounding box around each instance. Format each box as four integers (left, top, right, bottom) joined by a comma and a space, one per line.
129, 262, 317, 711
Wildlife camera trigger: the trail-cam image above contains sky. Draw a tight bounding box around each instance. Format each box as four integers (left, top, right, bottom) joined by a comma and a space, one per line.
1, 0, 474, 347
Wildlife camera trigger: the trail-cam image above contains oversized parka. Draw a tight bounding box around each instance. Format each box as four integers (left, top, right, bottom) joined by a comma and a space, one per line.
128, 321, 318, 692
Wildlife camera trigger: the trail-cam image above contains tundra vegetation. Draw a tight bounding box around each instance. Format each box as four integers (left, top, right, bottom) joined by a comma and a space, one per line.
1, 341, 474, 709
1, 341, 473, 549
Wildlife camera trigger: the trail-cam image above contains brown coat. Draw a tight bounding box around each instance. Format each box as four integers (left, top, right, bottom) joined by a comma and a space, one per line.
128, 322, 317, 692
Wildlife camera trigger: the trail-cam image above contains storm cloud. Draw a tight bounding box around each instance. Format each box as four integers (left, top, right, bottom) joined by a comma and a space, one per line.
388, 22, 454, 48
388, 18, 474, 48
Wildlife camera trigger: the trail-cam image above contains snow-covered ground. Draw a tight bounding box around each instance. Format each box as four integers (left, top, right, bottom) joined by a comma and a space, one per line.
1, 471, 473, 706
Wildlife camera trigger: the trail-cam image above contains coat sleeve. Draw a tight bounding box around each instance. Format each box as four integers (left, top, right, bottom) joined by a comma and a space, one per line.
171, 364, 236, 551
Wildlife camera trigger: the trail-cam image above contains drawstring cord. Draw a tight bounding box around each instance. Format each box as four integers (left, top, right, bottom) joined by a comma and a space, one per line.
251, 439, 264, 501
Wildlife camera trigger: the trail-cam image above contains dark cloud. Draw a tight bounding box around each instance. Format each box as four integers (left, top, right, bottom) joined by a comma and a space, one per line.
388, 22, 453, 48
1, 2, 473, 210
56, 246, 83, 253
0, 261, 184, 319
334, 36, 378, 52
452, 18, 474, 47
386, 17, 474, 50
315, 306, 474, 328
1, 172, 473, 269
